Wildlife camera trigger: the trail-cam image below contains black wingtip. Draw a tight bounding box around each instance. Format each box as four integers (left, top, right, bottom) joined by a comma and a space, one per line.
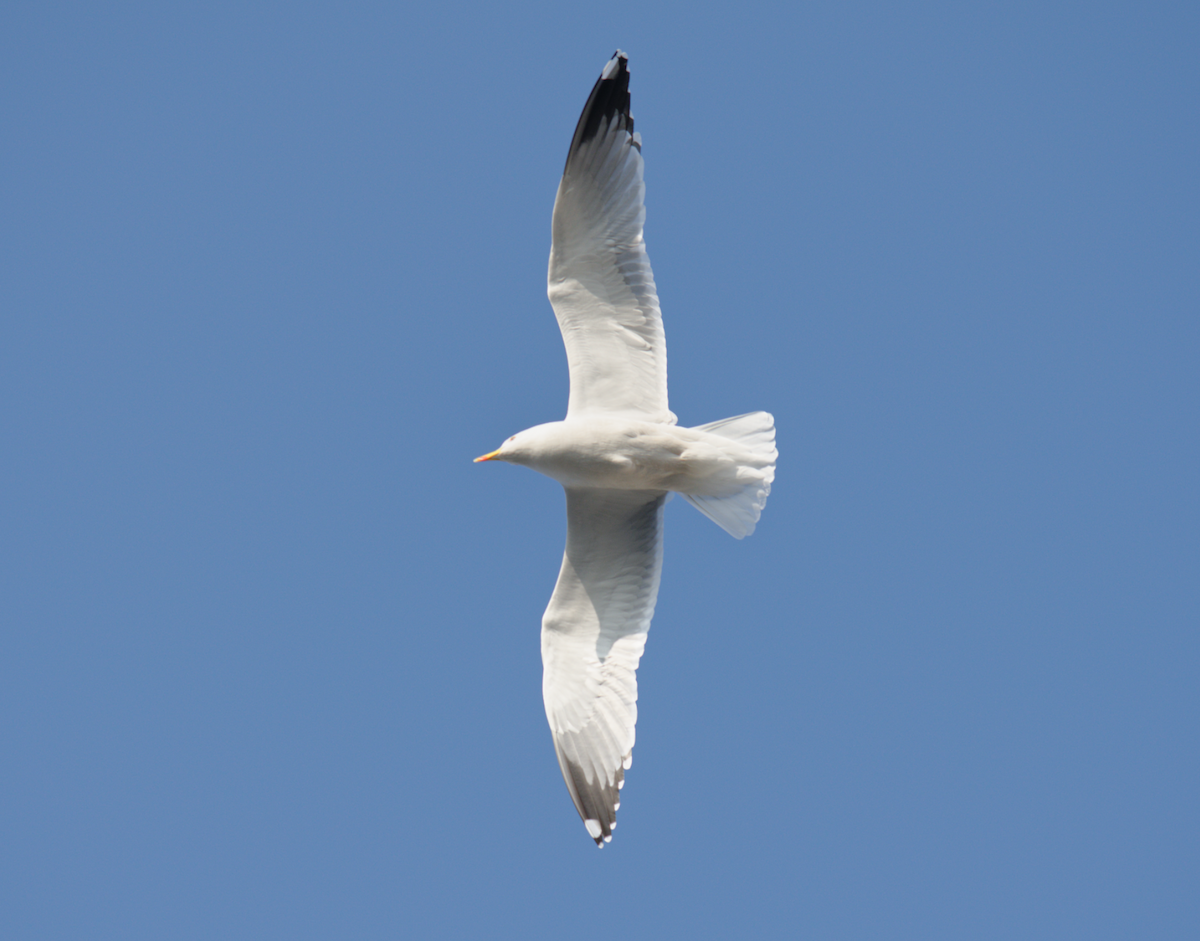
564, 51, 634, 172
557, 750, 623, 846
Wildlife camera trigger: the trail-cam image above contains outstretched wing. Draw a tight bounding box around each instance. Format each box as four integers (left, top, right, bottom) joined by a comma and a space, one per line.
541, 487, 667, 845
547, 51, 674, 424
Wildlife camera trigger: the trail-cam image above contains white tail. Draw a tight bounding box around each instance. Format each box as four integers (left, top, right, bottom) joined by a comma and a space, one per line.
683, 411, 777, 539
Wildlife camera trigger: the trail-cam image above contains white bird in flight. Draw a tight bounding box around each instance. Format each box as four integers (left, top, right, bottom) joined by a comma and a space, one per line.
476, 51, 776, 846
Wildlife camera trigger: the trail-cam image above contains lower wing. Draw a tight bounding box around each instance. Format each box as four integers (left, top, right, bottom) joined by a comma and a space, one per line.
540, 486, 667, 844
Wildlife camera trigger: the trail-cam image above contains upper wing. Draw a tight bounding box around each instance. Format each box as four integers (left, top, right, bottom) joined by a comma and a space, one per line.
541, 486, 667, 845
547, 52, 674, 424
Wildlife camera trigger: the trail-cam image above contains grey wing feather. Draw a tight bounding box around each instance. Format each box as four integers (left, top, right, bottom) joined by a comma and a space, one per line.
541, 487, 667, 845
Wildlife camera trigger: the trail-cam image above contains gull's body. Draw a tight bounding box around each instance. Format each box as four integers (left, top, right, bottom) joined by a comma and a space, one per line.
495, 418, 771, 498
476, 52, 776, 845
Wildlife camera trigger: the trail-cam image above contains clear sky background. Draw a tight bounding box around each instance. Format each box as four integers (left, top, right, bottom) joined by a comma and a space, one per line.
2, 2, 1197, 939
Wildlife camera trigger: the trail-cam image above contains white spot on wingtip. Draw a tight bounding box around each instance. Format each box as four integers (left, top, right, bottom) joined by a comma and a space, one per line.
584, 819, 602, 839
611, 820, 617, 829
618, 779, 625, 790
623, 755, 632, 770
603, 834, 612, 843
614, 802, 620, 811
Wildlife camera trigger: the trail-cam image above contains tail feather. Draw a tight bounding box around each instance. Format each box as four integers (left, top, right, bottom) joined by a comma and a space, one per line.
683, 411, 776, 539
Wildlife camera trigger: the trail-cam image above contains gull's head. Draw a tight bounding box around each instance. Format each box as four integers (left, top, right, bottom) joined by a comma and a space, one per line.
474, 424, 559, 466
474, 437, 511, 464
474, 431, 528, 465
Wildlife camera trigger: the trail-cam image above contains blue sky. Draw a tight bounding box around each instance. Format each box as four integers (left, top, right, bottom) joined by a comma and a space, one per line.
2, 2, 1197, 938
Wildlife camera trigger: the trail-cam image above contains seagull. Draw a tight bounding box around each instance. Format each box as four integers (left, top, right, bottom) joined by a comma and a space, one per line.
475, 51, 776, 846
